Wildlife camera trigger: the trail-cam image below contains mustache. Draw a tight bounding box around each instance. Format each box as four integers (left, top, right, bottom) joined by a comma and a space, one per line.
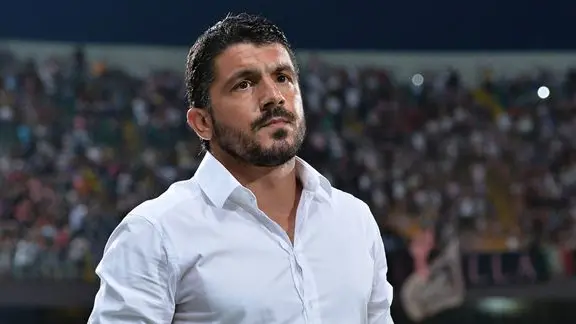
251, 106, 296, 131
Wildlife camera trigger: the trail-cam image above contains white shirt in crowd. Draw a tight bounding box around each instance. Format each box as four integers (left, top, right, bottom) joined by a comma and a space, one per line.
88, 152, 394, 324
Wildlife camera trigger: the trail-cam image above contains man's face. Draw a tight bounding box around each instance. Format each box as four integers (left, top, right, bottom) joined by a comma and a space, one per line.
207, 43, 306, 167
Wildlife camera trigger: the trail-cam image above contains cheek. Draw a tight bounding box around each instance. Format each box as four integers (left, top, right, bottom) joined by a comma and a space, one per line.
287, 92, 304, 115
213, 102, 257, 131
294, 97, 305, 120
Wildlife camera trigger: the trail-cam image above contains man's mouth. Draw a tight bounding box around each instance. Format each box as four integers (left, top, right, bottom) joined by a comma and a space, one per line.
262, 117, 289, 127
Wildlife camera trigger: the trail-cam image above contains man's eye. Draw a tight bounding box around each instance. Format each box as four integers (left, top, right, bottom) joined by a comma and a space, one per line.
277, 74, 289, 83
236, 80, 252, 90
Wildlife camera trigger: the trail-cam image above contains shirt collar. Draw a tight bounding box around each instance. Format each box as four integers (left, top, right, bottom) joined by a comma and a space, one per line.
194, 152, 332, 208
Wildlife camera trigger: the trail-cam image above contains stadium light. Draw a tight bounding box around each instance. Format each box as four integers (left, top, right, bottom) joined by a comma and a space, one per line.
537, 86, 550, 99
411, 73, 424, 87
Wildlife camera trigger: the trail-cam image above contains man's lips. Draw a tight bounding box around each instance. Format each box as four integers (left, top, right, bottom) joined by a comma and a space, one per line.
262, 117, 290, 127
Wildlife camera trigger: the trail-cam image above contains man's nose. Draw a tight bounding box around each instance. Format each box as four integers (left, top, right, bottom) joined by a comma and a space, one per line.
259, 78, 285, 111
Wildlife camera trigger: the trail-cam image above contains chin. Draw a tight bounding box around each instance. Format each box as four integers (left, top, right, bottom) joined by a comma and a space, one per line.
264, 135, 295, 146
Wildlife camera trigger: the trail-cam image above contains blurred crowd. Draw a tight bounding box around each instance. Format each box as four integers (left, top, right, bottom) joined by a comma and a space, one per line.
0, 48, 575, 280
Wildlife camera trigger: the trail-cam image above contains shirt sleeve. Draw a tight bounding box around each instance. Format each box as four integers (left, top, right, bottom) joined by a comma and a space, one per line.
88, 215, 177, 324
365, 205, 394, 324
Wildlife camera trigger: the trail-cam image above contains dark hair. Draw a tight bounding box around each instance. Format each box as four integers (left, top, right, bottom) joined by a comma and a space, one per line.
185, 13, 299, 151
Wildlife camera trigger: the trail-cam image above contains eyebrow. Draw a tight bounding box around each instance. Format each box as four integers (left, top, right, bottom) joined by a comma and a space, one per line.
223, 63, 296, 89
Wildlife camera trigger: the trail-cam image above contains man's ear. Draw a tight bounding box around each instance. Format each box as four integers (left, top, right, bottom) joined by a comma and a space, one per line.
186, 107, 213, 141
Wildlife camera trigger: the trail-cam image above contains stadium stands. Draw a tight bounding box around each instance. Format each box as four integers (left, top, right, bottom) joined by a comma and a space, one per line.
0, 47, 575, 282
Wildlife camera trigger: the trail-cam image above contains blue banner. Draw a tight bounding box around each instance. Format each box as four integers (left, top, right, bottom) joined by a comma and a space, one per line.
386, 249, 553, 292
462, 252, 546, 288
0, 0, 573, 50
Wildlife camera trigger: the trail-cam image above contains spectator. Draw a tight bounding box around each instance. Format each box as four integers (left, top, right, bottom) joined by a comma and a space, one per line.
0, 48, 575, 280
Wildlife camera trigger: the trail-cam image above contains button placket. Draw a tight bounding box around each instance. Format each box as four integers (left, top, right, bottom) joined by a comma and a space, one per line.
236, 187, 320, 323
293, 192, 323, 324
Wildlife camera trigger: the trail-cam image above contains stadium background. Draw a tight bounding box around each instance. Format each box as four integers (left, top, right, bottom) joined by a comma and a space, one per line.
1, 0, 576, 322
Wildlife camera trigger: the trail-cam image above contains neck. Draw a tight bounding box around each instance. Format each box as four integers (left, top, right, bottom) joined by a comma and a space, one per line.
210, 148, 300, 207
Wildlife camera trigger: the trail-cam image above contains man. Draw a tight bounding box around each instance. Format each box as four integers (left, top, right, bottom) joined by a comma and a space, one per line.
89, 13, 394, 324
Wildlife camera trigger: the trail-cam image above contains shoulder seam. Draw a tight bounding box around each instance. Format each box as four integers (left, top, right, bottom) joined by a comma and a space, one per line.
128, 213, 182, 285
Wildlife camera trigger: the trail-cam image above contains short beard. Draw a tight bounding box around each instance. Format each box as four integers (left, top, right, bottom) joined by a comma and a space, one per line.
210, 109, 305, 167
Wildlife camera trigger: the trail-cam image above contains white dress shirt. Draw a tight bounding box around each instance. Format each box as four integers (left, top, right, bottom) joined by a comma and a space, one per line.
88, 153, 394, 324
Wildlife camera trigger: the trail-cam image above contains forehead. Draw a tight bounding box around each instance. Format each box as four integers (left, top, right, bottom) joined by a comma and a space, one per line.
213, 43, 295, 81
